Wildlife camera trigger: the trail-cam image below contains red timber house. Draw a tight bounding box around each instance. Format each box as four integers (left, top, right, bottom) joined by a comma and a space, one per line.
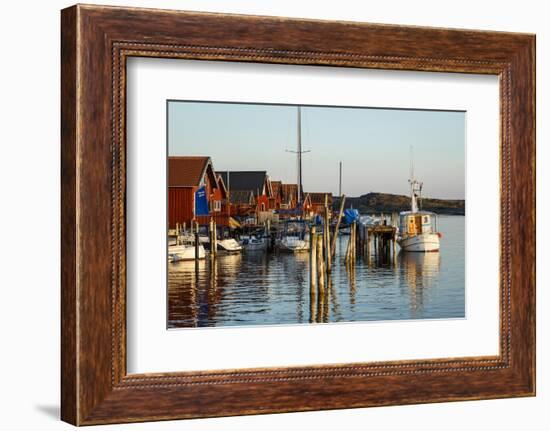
228, 190, 256, 216
217, 171, 273, 214
168, 156, 229, 228
280, 184, 300, 209
305, 192, 334, 215
269, 181, 283, 210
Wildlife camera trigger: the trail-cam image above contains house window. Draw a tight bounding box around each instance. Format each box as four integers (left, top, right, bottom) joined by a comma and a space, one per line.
213, 200, 221, 212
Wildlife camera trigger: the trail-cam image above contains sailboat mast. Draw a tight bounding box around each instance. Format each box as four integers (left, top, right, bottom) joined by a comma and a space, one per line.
339, 161, 342, 197
297, 106, 302, 205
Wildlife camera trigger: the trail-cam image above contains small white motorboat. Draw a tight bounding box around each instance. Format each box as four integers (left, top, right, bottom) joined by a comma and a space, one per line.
241, 235, 267, 251
184, 232, 243, 254
277, 220, 310, 252
168, 243, 206, 262
397, 175, 441, 253
216, 238, 243, 253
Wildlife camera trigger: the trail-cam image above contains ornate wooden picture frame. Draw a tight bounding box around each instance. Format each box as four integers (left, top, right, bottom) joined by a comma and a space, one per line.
61, 4, 535, 425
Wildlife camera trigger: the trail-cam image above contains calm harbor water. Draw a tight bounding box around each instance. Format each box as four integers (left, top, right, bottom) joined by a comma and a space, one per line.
168, 215, 465, 328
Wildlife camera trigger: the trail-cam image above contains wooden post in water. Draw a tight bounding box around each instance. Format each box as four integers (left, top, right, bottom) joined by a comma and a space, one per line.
349, 223, 353, 264
213, 220, 218, 258
324, 198, 331, 273
352, 222, 356, 264
266, 218, 271, 251
329, 194, 346, 263
366, 227, 371, 261
194, 222, 200, 275
209, 219, 214, 259
309, 226, 317, 295
316, 234, 325, 294
344, 231, 351, 265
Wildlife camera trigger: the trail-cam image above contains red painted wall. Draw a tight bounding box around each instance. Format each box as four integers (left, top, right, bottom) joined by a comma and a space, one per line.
168, 187, 195, 228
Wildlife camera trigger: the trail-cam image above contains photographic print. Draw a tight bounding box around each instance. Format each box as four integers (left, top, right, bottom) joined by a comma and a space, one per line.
167, 101, 465, 328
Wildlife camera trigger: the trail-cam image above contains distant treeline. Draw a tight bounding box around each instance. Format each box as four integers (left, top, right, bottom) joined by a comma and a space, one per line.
333, 192, 465, 216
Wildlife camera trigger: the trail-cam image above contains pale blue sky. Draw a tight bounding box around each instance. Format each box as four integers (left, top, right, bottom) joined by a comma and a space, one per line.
168, 101, 465, 199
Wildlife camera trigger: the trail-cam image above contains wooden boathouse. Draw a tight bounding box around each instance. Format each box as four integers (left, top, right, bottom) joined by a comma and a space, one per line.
168, 156, 230, 228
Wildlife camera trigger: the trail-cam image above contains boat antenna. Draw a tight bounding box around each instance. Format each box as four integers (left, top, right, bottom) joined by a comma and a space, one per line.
227, 171, 230, 208
408, 145, 423, 213
286, 106, 310, 205
410, 145, 414, 181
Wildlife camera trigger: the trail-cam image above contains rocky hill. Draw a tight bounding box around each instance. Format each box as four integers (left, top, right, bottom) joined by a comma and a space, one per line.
333, 192, 465, 215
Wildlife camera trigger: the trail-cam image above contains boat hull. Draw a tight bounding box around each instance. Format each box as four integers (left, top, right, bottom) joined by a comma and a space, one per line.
168, 244, 206, 262
217, 238, 243, 253
277, 238, 310, 252
398, 233, 440, 252
241, 238, 267, 251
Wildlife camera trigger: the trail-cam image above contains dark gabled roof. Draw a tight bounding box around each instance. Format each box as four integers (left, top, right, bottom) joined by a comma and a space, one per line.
229, 190, 255, 205
307, 192, 333, 205
169, 156, 217, 187
218, 171, 268, 196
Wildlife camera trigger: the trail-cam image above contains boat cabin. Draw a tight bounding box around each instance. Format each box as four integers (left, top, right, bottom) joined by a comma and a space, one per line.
399, 211, 437, 237
281, 219, 308, 240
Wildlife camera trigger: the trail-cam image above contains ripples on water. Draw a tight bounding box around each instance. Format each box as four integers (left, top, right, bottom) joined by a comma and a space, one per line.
168, 216, 465, 328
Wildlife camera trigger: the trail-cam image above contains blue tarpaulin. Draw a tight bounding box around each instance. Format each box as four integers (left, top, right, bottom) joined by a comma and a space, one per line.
344, 209, 360, 224
194, 186, 209, 216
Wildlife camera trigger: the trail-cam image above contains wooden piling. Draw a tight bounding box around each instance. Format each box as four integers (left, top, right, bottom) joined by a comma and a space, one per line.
209, 219, 214, 259
309, 226, 317, 295
330, 195, 346, 263
213, 220, 217, 258
344, 228, 351, 265
194, 222, 199, 275
352, 220, 357, 265
355, 223, 358, 259
316, 234, 325, 294
324, 204, 331, 273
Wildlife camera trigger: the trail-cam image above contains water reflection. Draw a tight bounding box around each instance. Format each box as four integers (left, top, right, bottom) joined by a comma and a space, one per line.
398, 251, 441, 315
168, 216, 465, 328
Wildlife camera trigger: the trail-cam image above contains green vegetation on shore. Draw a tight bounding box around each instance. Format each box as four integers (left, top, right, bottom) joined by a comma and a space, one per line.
333, 192, 465, 216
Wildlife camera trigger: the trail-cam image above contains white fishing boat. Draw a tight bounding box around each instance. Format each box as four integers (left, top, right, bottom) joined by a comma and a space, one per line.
277, 220, 310, 252
168, 243, 206, 262
397, 165, 441, 252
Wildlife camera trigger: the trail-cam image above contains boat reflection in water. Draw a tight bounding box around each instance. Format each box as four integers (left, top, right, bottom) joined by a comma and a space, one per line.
398, 250, 441, 315
168, 216, 464, 328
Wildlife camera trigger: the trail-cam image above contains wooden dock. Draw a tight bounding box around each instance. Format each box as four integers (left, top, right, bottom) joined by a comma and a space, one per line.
357, 223, 398, 262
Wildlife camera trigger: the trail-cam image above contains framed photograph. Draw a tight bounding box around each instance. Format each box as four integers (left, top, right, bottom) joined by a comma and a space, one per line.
61, 4, 535, 425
